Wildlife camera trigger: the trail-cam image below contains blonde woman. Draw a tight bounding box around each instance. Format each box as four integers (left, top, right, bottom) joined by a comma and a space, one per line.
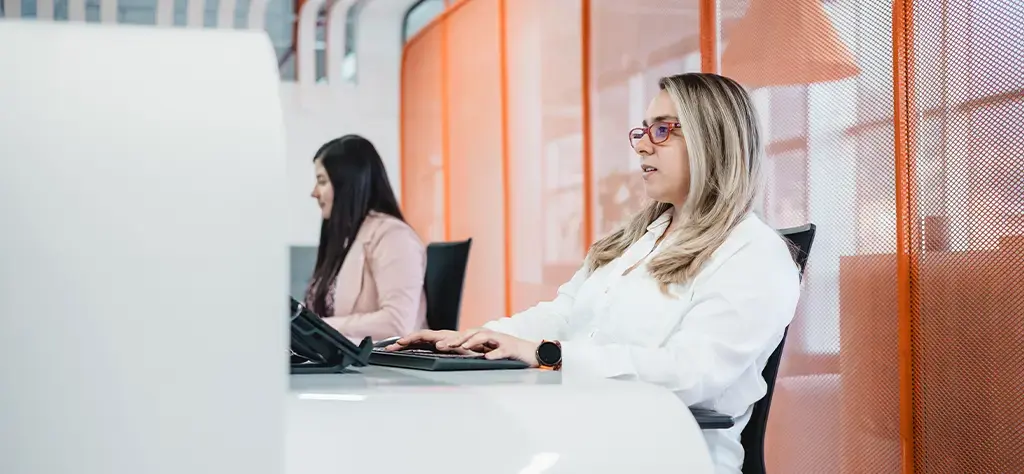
388, 73, 801, 473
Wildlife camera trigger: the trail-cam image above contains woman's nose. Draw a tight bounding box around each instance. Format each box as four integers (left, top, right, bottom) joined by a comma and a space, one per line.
634, 138, 654, 156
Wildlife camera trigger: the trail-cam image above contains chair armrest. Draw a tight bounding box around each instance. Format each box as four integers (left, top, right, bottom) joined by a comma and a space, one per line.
690, 407, 735, 430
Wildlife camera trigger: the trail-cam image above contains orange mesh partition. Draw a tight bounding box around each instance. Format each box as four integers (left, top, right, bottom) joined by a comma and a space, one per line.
908, 1, 1024, 471
401, 27, 446, 242
505, 0, 586, 314
588, 0, 702, 237
445, 0, 506, 328
719, 0, 901, 472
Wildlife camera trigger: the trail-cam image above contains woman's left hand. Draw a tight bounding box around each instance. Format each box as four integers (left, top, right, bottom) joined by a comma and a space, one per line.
457, 329, 540, 367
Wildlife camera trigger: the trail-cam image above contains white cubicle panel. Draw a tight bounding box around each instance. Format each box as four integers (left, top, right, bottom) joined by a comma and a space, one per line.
0, 21, 287, 474
288, 367, 715, 474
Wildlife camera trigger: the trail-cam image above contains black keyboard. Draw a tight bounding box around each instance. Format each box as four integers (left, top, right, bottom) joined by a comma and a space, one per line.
372, 347, 484, 359
368, 347, 529, 371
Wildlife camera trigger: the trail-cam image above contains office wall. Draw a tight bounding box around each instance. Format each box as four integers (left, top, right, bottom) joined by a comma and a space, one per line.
1, 0, 417, 249
402, 0, 1024, 471
3, 0, 422, 296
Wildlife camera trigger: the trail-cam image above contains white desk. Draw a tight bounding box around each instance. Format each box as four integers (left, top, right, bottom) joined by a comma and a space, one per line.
287, 366, 714, 473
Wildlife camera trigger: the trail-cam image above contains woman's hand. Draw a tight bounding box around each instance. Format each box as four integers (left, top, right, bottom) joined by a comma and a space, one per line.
385, 328, 541, 366
456, 329, 540, 367
384, 329, 481, 354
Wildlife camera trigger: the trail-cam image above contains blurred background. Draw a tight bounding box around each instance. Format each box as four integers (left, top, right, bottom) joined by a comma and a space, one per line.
4, 0, 1022, 472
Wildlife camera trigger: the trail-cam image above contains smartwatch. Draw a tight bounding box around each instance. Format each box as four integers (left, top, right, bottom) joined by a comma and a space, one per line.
536, 340, 562, 371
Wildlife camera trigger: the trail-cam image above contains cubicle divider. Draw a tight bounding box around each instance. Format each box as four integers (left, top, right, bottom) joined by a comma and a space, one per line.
401, 0, 1024, 472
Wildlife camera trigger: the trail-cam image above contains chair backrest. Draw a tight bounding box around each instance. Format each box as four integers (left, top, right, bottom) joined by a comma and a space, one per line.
779, 223, 816, 279
423, 239, 472, 331
740, 223, 816, 474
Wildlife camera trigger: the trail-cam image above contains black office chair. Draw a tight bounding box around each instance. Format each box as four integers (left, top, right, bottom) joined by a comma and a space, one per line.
740, 223, 816, 474
780, 223, 816, 279
423, 239, 472, 331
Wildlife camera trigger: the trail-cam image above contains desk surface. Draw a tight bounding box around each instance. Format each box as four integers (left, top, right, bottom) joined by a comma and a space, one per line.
287, 366, 715, 474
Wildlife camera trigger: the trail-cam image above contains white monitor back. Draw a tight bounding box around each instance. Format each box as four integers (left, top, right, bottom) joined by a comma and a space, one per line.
0, 21, 287, 474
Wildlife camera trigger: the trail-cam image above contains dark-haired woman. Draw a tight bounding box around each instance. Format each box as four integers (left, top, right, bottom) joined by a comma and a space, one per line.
306, 135, 427, 341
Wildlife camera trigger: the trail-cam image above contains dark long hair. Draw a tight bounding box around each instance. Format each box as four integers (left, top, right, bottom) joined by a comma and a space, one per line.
309, 135, 405, 317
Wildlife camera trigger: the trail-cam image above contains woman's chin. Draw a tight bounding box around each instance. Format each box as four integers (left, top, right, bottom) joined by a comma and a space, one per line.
642, 185, 667, 202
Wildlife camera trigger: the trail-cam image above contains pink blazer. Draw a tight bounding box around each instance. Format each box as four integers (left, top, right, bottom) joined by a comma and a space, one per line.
317, 212, 427, 341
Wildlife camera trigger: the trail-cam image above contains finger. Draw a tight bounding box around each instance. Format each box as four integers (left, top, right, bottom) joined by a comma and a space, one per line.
458, 332, 491, 351
434, 327, 477, 350
397, 330, 442, 346
448, 346, 478, 356
462, 341, 495, 353
385, 341, 468, 354
425, 343, 475, 355
460, 332, 498, 352
484, 347, 509, 360
394, 332, 423, 346
477, 340, 500, 352
438, 329, 482, 349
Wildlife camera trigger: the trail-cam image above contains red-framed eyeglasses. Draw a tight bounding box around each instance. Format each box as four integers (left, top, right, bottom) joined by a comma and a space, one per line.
629, 122, 682, 149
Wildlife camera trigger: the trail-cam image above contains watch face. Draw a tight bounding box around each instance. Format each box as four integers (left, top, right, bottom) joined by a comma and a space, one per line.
537, 341, 561, 365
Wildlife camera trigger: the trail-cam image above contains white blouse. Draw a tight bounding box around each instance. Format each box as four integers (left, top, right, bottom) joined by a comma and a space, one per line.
483, 211, 801, 474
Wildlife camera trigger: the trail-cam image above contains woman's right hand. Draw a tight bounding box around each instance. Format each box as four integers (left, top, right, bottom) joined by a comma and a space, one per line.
384, 328, 485, 352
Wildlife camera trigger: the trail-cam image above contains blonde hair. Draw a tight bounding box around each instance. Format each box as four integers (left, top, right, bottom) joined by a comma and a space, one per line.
586, 73, 764, 288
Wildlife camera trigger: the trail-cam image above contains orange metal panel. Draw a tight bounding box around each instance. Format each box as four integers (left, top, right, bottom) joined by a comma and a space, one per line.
891, 0, 918, 472
441, 14, 451, 240
581, 0, 593, 252
445, 0, 505, 329
498, 0, 512, 317
400, 26, 445, 242
700, 0, 718, 73
504, 0, 586, 314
